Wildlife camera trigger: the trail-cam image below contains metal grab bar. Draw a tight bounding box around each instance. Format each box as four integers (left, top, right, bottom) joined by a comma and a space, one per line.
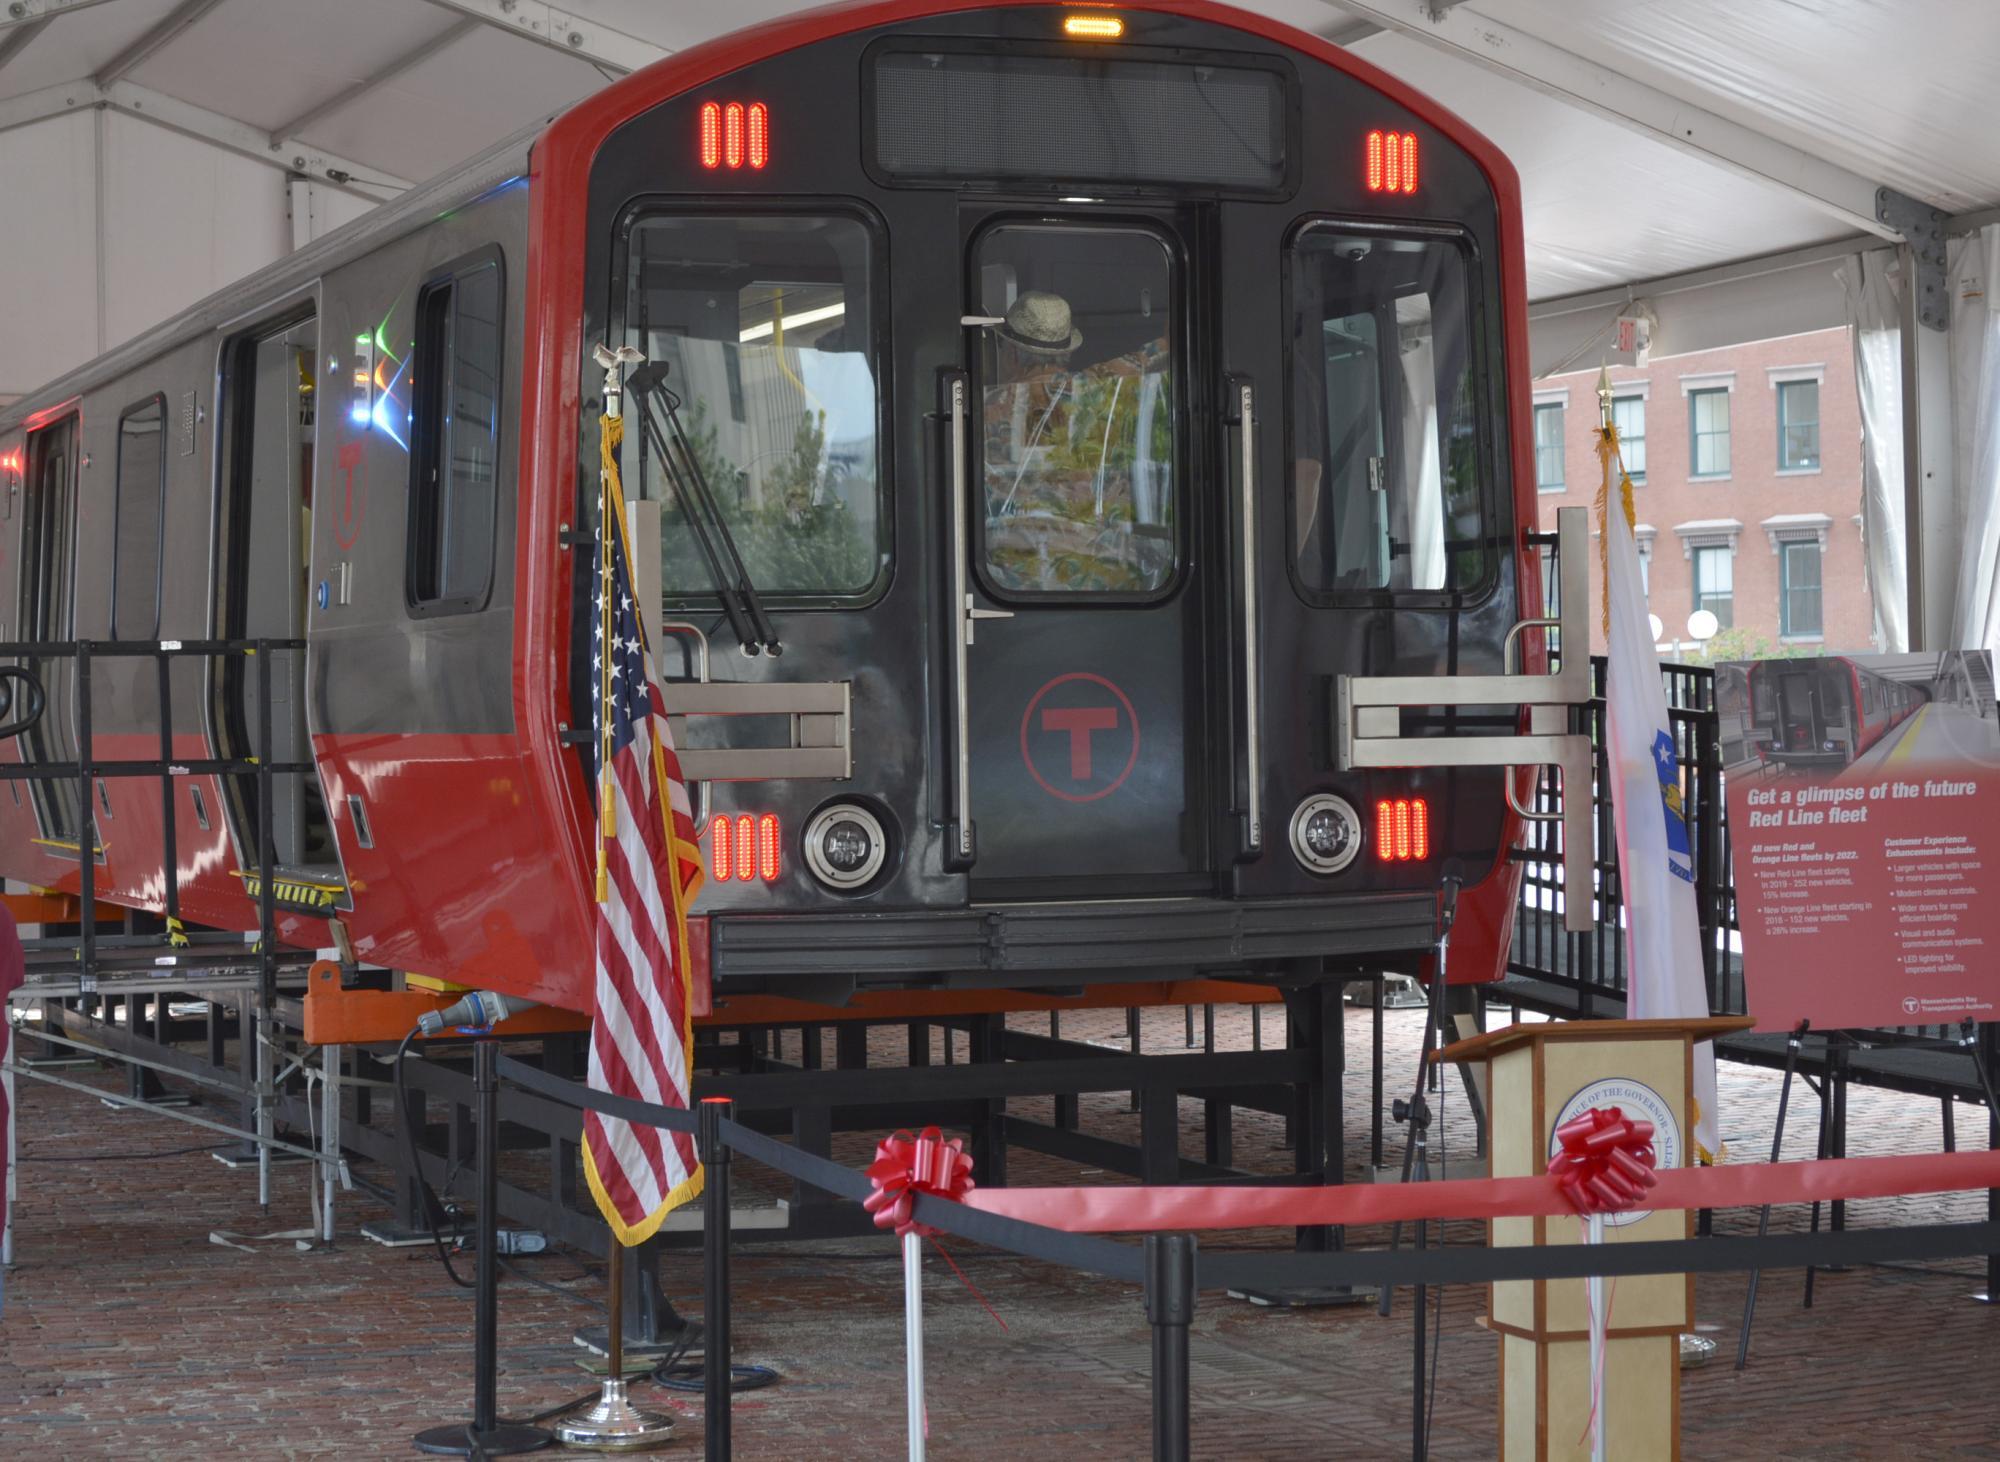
1230, 377, 1264, 855
944, 369, 975, 866
1336, 505, 1596, 931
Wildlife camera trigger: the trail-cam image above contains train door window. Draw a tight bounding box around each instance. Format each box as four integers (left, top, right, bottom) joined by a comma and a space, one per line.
973, 224, 1177, 598
1288, 225, 1490, 599
408, 252, 502, 612
112, 396, 166, 639
216, 313, 334, 872
621, 212, 884, 603
1693, 545, 1733, 629
1781, 540, 1822, 638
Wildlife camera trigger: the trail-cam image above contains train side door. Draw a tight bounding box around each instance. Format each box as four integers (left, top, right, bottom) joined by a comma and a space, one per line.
213, 314, 336, 877
19, 414, 81, 845
949, 215, 1210, 898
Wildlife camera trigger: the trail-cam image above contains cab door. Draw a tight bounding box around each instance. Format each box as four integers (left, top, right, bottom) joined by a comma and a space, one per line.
947, 213, 1213, 898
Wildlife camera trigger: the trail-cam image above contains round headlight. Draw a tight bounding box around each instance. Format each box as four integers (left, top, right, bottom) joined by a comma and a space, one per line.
1290, 794, 1361, 875
804, 804, 887, 889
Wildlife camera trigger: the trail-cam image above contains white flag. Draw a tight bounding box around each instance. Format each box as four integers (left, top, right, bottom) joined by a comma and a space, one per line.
1598, 415, 1721, 1161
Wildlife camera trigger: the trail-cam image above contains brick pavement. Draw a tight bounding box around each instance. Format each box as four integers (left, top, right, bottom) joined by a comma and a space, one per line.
3, 1004, 1999, 1458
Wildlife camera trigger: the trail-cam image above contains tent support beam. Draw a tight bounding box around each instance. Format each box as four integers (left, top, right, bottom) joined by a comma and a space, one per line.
265, 19, 482, 151
0, 80, 407, 201
417, 0, 667, 75
1312, 0, 1900, 241
92, 0, 225, 87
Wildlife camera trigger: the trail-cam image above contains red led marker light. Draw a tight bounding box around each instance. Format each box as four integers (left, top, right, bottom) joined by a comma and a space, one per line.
746, 102, 769, 169
1374, 798, 1430, 863
700, 101, 722, 169
758, 812, 780, 881
723, 102, 745, 170
709, 813, 732, 880
1366, 130, 1419, 194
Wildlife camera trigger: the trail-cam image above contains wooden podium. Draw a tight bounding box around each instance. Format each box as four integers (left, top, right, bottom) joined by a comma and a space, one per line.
1438, 1016, 1752, 1461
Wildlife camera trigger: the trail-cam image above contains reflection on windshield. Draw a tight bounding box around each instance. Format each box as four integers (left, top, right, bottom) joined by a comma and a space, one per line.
1290, 228, 1485, 596
623, 214, 883, 599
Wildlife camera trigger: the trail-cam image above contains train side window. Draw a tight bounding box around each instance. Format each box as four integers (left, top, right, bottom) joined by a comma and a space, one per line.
1288, 225, 1491, 600
408, 251, 503, 614
111, 395, 166, 639
621, 212, 884, 603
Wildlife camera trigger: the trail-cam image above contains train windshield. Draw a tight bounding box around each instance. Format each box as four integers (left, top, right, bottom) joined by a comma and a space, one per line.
1288, 225, 1487, 597
622, 212, 884, 600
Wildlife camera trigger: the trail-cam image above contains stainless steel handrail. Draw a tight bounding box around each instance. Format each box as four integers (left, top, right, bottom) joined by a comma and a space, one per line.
946, 373, 974, 862
1236, 379, 1263, 853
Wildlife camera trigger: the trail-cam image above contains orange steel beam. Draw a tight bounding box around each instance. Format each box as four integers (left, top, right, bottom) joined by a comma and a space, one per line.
2, 891, 125, 925
304, 964, 1279, 1047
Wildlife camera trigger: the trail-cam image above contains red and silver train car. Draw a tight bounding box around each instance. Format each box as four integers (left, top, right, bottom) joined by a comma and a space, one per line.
1748, 656, 1927, 770
0, 0, 1552, 1012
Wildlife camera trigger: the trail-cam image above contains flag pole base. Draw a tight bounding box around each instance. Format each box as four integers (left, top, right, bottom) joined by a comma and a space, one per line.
1677, 1333, 1718, 1369
551, 1377, 678, 1452
412, 1422, 552, 1456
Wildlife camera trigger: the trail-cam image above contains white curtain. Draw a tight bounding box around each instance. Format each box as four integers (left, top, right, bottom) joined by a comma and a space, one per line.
1949, 225, 2000, 653
1836, 249, 1908, 652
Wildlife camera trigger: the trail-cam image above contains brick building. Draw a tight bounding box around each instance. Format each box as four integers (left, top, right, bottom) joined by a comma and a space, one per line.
1532, 326, 1874, 658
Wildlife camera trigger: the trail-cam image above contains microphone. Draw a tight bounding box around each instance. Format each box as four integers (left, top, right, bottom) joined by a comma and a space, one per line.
417, 989, 536, 1036
1437, 856, 1465, 938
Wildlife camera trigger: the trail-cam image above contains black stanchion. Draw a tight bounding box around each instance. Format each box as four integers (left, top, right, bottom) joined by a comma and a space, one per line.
701, 1096, 735, 1460
414, 1039, 552, 1456
1736, 1018, 1809, 1369
1144, 1232, 1196, 1462
1959, 1020, 2000, 1303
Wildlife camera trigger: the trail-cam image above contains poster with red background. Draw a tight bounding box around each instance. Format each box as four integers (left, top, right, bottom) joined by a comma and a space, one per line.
1721, 650, 2000, 1032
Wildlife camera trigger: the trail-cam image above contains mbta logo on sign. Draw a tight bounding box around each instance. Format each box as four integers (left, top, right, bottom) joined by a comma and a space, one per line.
1020, 672, 1141, 803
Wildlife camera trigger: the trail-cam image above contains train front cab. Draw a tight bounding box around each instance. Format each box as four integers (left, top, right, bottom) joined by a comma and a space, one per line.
556, 2, 1590, 1002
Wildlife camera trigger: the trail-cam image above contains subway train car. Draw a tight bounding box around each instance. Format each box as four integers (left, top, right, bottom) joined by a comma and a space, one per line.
0, 0, 1553, 1012
1748, 656, 1927, 770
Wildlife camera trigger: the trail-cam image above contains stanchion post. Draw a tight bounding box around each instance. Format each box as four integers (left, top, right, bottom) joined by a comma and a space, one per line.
1736, 1018, 1807, 1367
414, 1038, 551, 1455
1144, 1232, 1196, 1462
701, 1095, 734, 1459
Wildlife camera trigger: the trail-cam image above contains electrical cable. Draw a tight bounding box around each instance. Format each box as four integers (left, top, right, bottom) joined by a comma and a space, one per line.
392, 1025, 473, 1290
22, 1142, 216, 1162
493, 1252, 609, 1314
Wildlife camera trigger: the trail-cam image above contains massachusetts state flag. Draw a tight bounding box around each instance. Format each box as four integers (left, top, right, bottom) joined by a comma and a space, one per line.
582, 410, 705, 1244
1598, 396, 1722, 1162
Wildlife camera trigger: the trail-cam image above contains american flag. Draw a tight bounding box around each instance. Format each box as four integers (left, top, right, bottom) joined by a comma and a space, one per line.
581, 454, 705, 1242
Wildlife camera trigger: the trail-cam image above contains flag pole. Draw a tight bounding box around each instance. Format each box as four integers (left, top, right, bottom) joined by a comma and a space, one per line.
590, 342, 643, 905
904, 1228, 926, 1462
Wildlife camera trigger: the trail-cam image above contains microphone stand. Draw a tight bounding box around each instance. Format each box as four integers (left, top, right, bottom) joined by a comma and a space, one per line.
1380, 869, 1462, 1462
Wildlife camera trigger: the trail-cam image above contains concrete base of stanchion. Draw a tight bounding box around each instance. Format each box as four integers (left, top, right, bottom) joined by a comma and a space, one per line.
412, 1422, 552, 1456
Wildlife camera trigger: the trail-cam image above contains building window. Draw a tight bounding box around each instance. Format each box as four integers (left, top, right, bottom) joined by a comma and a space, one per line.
1693, 544, 1733, 629
1534, 402, 1564, 490
112, 395, 166, 639
1612, 395, 1645, 481
1688, 387, 1730, 478
1781, 540, 1823, 637
408, 250, 503, 612
1778, 379, 1820, 470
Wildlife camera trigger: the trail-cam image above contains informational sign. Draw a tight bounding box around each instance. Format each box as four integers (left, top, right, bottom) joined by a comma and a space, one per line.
1720, 651, 2000, 1031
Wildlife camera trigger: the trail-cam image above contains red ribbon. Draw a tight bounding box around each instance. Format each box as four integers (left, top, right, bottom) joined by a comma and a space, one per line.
965, 1148, 2000, 1232
863, 1126, 977, 1239
1547, 1105, 1658, 1217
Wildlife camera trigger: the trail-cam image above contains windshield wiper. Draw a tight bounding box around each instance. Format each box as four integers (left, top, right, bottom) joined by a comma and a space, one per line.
626, 360, 780, 658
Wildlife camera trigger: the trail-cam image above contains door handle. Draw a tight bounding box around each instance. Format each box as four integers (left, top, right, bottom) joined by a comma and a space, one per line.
966, 603, 1013, 643
942, 369, 976, 868
1229, 375, 1264, 856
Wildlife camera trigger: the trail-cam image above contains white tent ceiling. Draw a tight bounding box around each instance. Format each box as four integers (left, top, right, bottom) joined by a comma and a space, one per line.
1, 0, 1997, 375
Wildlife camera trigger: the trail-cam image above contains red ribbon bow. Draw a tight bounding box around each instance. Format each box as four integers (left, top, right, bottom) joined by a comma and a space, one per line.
863, 1127, 976, 1239
1549, 1105, 1659, 1216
